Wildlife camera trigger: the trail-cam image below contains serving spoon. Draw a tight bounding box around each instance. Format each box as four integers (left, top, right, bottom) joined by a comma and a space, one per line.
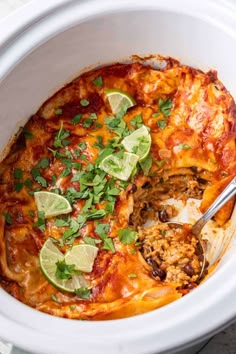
167, 177, 236, 279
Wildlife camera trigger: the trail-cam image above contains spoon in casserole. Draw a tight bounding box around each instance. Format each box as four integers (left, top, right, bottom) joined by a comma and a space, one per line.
167, 176, 236, 279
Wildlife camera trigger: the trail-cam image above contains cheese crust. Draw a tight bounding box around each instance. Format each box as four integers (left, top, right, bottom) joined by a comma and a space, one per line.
0, 56, 235, 320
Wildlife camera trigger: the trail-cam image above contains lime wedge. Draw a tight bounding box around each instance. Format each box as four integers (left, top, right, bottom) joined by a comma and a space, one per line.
99, 152, 139, 181
34, 191, 72, 218
105, 89, 136, 114
121, 125, 151, 161
65, 244, 98, 273
39, 238, 88, 293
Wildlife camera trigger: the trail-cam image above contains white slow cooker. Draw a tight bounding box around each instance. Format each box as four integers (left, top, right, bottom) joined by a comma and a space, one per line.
0, 1, 236, 353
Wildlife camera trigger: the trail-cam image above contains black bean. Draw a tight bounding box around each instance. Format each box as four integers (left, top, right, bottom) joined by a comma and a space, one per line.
190, 166, 198, 173
128, 215, 134, 226
152, 268, 166, 280
186, 283, 197, 290
197, 177, 207, 185
158, 209, 169, 222
129, 184, 137, 193
183, 264, 195, 277
142, 181, 152, 189
146, 257, 154, 266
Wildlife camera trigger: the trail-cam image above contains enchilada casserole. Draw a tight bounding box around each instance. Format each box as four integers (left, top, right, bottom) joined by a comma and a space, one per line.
0, 56, 235, 320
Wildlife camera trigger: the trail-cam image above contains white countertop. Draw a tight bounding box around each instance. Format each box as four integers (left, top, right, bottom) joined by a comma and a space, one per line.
0, 1, 235, 354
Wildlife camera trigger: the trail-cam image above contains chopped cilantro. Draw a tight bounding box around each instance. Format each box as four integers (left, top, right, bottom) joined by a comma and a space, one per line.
2, 212, 12, 225
35, 176, 47, 187
96, 147, 114, 166
54, 217, 70, 227
83, 236, 102, 246
178, 143, 191, 150
158, 98, 173, 117
95, 223, 115, 252
157, 119, 167, 130
36, 158, 50, 169
139, 154, 153, 176
54, 108, 63, 115
118, 227, 138, 244
24, 178, 32, 188
23, 128, 34, 140
95, 223, 110, 236
28, 210, 35, 217
14, 168, 23, 179
78, 142, 87, 150
75, 287, 91, 299
128, 273, 137, 278
152, 112, 160, 117
159, 229, 167, 236
83, 113, 97, 128
54, 122, 71, 148
71, 113, 82, 124
93, 136, 104, 149
92, 76, 103, 87
94, 122, 103, 129
80, 99, 90, 107
156, 160, 165, 168
14, 181, 24, 192
51, 175, 57, 186
34, 211, 46, 232
51, 294, 60, 303
130, 114, 143, 127
55, 260, 75, 280
80, 154, 87, 161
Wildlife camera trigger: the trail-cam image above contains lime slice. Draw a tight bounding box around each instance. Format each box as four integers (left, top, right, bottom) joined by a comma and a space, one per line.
65, 244, 98, 273
105, 89, 136, 114
99, 152, 139, 181
39, 238, 88, 293
121, 125, 151, 161
34, 191, 72, 218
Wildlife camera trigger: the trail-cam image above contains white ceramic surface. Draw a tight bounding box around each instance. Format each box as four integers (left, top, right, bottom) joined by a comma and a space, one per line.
0, 1, 236, 354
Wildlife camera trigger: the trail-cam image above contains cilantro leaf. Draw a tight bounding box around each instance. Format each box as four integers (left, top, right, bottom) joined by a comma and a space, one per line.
178, 143, 191, 150
130, 114, 143, 127
102, 237, 115, 252
156, 160, 165, 168
118, 227, 138, 244
36, 158, 50, 169
139, 154, 153, 176
158, 98, 173, 117
54, 108, 63, 115
14, 181, 24, 192
92, 76, 103, 87
95, 223, 110, 236
75, 287, 91, 299
35, 176, 48, 187
157, 119, 167, 130
54, 123, 71, 148
14, 168, 23, 179
34, 211, 46, 232
23, 128, 34, 140
83, 236, 102, 246
80, 99, 90, 107
2, 212, 12, 225
71, 114, 82, 124
24, 178, 32, 188
55, 260, 75, 280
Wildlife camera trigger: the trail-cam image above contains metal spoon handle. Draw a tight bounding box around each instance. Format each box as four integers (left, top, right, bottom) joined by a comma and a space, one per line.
192, 177, 236, 236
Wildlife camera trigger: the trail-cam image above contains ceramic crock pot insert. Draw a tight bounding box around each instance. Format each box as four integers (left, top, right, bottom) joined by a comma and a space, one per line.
0, 1, 236, 353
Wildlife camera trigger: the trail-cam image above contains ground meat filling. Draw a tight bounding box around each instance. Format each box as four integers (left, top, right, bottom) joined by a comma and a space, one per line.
138, 223, 203, 288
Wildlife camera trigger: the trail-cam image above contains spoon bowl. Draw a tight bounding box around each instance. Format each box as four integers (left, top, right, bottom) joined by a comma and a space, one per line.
167, 177, 236, 279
